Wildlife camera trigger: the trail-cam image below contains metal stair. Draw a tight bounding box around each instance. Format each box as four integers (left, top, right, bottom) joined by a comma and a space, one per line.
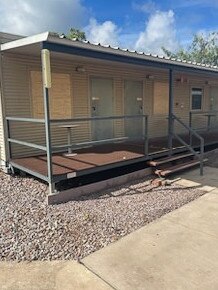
148, 151, 207, 177
147, 152, 194, 167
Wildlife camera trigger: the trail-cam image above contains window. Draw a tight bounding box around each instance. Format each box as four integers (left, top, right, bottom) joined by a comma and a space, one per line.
153, 82, 169, 115
191, 88, 203, 110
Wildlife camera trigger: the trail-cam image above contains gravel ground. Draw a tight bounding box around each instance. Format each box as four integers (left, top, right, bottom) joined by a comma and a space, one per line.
0, 171, 205, 262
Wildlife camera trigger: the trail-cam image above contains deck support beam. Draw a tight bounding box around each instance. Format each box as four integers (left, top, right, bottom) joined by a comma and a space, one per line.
168, 69, 174, 155
41, 48, 54, 195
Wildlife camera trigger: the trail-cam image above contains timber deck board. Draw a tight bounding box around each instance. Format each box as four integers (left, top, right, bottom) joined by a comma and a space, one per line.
147, 152, 194, 167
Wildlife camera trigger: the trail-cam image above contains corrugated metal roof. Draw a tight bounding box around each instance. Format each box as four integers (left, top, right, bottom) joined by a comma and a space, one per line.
58, 34, 218, 71
0, 31, 24, 44
1, 31, 218, 73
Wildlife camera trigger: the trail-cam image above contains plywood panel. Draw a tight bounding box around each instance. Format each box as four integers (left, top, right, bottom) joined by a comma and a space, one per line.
31, 71, 72, 119
153, 82, 169, 115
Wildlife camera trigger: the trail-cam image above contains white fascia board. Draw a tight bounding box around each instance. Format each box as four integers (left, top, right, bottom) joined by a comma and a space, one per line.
0, 32, 49, 51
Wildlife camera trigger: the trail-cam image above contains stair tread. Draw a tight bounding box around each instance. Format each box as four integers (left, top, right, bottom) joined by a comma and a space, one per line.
148, 152, 195, 167
155, 159, 201, 177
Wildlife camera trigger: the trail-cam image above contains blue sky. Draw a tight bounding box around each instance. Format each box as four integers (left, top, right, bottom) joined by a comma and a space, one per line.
0, 0, 217, 55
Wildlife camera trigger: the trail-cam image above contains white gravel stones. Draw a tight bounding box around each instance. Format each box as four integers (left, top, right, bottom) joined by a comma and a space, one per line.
0, 172, 205, 262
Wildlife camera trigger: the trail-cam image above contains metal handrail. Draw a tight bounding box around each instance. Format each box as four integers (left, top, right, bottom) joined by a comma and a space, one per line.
5, 115, 148, 123
6, 114, 149, 156
6, 117, 45, 123
50, 114, 148, 123
190, 110, 218, 115
172, 113, 204, 175
189, 110, 218, 132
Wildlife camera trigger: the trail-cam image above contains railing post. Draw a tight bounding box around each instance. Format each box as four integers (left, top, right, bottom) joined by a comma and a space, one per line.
41, 48, 54, 194
189, 111, 193, 146
168, 69, 174, 155
200, 139, 204, 176
6, 119, 12, 164
144, 115, 148, 155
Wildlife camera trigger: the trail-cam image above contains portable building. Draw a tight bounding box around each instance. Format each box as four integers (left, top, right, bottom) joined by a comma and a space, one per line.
0, 32, 218, 195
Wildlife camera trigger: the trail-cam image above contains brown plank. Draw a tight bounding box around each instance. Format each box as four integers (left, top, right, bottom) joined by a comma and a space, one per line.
155, 160, 200, 177
147, 152, 194, 167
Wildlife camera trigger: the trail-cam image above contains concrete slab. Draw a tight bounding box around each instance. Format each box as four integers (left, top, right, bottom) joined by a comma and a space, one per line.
48, 168, 152, 204
0, 261, 112, 290
176, 166, 218, 188
164, 191, 218, 238
83, 192, 218, 290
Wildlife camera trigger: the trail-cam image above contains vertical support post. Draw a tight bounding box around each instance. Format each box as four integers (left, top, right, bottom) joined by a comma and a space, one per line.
67, 127, 72, 154
144, 115, 148, 155
41, 49, 54, 194
43, 86, 54, 194
168, 69, 174, 155
6, 119, 12, 161
200, 139, 204, 176
0, 52, 9, 170
189, 111, 193, 146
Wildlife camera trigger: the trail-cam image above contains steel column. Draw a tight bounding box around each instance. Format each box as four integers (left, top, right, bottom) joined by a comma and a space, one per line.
41, 50, 54, 194
144, 116, 149, 155
6, 119, 12, 161
0, 53, 10, 169
189, 111, 193, 146
168, 69, 174, 155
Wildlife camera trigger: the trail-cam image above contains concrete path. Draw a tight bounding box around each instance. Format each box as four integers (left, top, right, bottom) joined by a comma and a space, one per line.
83, 185, 218, 289
0, 261, 112, 290
176, 166, 218, 188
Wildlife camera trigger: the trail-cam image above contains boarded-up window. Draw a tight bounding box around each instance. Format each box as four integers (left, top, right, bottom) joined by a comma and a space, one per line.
31, 71, 72, 119
153, 82, 169, 115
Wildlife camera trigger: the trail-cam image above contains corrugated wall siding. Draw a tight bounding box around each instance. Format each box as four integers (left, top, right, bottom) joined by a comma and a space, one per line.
1, 52, 216, 159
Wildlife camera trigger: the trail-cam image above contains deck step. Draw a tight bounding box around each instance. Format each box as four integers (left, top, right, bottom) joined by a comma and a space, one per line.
155, 159, 203, 177
147, 152, 195, 167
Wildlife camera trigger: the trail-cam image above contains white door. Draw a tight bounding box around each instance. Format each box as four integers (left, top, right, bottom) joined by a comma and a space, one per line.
124, 80, 143, 138
90, 77, 114, 140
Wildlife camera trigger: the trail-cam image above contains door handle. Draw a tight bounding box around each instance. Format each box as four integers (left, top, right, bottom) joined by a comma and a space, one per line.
92, 106, 96, 111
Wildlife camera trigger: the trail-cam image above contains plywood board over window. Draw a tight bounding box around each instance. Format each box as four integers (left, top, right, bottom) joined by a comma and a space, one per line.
31, 71, 72, 119
153, 82, 169, 115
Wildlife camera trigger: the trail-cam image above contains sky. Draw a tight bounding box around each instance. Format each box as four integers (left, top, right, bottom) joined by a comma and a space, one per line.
0, 0, 217, 55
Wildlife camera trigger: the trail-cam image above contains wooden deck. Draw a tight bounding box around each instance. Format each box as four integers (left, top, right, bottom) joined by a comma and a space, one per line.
10, 130, 218, 182
12, 143, 145, 178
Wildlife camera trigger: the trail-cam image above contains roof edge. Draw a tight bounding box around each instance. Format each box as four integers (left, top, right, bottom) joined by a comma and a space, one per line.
0, 32, 49, 52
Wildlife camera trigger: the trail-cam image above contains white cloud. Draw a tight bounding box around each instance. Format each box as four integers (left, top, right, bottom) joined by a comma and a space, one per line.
135, 10, 179, 54
0, 0, 89, 35
85, 18, 120, 46
132, 0, 158, 14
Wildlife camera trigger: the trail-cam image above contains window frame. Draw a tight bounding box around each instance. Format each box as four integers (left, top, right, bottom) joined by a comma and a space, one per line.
190, 87, 203, 111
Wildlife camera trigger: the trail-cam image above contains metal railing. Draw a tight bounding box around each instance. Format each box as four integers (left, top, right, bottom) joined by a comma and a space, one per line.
189, 110, 218, 132
172, 113, 204, 175
50, 114, 149, 154
5, 114, 149, 181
